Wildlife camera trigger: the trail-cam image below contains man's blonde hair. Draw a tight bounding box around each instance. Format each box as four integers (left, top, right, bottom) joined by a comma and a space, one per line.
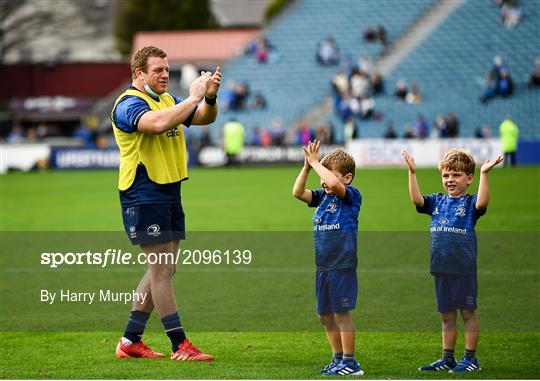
321, 149, 356, 180
131, 46, 167, 78
438, 148, 476, 174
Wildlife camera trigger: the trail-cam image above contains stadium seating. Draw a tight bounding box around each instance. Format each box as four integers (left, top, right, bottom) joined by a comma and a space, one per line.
213, 0, 432, 141
359, 0, 540, 139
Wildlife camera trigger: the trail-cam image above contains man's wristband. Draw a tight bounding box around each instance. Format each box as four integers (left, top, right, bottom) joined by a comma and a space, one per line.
205, 96, 217, 106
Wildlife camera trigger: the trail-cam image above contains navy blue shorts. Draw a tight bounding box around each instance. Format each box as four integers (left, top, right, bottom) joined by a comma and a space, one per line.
316, 270, 358, 314
121, 203, 185, 246
434, 273, 477, 313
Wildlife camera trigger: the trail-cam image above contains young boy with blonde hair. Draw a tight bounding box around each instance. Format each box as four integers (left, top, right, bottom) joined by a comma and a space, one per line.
402, 148, 503, 373
293, 140, 364, 376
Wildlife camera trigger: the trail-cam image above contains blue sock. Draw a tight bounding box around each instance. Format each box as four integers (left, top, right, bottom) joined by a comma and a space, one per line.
343, 353, 356, 365
161, 312, 186, 352
123, 310, 150, 343
464, 349, 476, 359
333, 352, 343, 363
443, 348, 455, 362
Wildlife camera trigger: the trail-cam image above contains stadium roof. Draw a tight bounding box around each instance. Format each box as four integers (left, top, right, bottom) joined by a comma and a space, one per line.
132, 29, 259, 65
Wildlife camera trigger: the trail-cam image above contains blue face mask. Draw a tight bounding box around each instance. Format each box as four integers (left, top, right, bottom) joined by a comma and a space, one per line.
142, 78, 160, 99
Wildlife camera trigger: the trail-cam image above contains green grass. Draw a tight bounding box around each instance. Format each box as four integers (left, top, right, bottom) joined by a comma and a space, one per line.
1, 166, 538, 231
1, 166, 539, 379
1, 332, 538, 379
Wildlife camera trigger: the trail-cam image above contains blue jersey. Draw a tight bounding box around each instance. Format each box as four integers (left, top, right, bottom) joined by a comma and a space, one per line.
417, 193, 486, 275
309, 185, 362, 271
111, 87, 195, 206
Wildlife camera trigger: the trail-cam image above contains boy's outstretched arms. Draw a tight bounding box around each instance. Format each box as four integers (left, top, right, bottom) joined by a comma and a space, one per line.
293, 150, 313, 204
304, 140, 347, 199
475, 156, 504, 210
402, 150, 424, 207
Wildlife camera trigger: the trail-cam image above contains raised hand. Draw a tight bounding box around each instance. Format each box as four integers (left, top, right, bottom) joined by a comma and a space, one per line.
402, 149, 417, 173
189, 71, 212, 101
480, 156, 503, 173
303, 140, 321, 166
205, 66, 222, 98
303, 154, 311, 169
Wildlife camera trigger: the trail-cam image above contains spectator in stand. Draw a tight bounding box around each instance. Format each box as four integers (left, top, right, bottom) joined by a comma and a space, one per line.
480, 56, 514, 103
244, 38, 258, 56
498, 68, 513, 97
250, 91, 267, 109
371, 72, 385, 95
332, 70, 349, 97
433, 115, 447, 138
336, 95, 355, 122
383, 122, 398, 139
7, 125, 25, 143
315, 122, 333, 145
315, 121, 334, 145
297, 122, 314, 145
414, 114, 430, 139
268, 119, 286, 146
36, 123, 49, 139
255, 42, 268, 64
475, 124, 492, 139
480, 70, 498, 103
492, 55, 506, 75
316, 37, 339, 66
403, 124, 416, 139
220, 80, 236, 111
500, 0, 523, 29
229, 82, 250, 111
446, 112, 460, 137
95, 133, 108, 149
73, 123, 95, 147
358, 97, 375, 119
26, 127, 38, 141
259, 128, 272, 147
363, 25, 377, 43
244, 35, 279, 65
406, 83, 422, 104
528, 57, 540, 88
250, 127, 262, 146
343, 116, 358, 144
350, 69, 370, 99
499, 116, 519, 167
394, 80, 408, 101
378, 25, 388, 46
257, 36, 280, 64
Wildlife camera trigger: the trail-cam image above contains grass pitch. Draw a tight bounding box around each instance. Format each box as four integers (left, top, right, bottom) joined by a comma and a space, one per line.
1, 166, 539, 379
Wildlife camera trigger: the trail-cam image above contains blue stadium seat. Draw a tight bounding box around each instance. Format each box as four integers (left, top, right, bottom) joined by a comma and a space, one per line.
215, 0, 539, 141
213, 0, 431, 140
361, 0, 540, 138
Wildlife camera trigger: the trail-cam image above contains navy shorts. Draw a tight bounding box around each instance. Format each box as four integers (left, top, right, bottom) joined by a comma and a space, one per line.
121, 203, 185, 246
434, 273, 477, 313
316, 269, 358, 314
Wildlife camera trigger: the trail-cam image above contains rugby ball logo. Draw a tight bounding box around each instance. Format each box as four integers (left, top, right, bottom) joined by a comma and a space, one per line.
455, 205, 466, 217
326, 201, 338, 213
147, 224, 161, 236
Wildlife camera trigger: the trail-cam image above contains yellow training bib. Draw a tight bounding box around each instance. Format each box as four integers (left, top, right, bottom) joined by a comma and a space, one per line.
111, 89, 188, 190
